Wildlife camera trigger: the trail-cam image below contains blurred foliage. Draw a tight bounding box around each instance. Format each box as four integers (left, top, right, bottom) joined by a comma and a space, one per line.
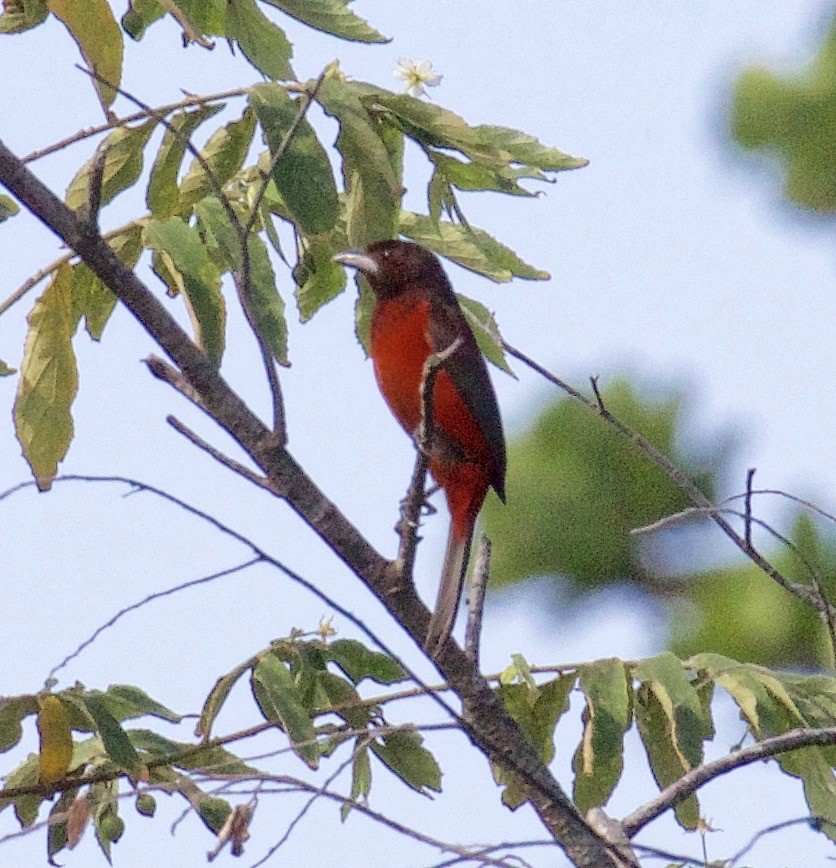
483, 379, 835, 668
483, 379, 723, 591
731, 17, 836, 212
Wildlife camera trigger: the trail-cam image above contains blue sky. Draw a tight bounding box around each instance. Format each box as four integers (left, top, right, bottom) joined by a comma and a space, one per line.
1, 2, 834, 865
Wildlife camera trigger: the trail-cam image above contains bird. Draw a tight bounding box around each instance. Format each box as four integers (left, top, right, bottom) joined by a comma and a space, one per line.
333, 240, 506, 655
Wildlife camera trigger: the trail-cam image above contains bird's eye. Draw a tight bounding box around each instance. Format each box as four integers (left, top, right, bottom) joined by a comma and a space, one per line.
382, 250, 390, 258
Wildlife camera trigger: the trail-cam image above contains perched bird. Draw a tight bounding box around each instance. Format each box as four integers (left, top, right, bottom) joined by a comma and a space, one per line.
334, 240, 506, 654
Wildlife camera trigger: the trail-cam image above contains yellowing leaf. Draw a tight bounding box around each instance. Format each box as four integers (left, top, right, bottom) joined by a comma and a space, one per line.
14, 264, 79, 490
48, 0, 123, 109
37, 695, 73, 784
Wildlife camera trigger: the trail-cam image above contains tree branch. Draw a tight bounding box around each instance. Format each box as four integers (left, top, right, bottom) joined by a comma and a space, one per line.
621, 726, 836, 837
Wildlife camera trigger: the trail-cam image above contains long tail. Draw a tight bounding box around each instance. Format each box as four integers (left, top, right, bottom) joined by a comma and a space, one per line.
424, 522, 474, 656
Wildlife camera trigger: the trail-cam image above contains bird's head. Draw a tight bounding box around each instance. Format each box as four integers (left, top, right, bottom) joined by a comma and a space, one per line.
333, 240, 448, 299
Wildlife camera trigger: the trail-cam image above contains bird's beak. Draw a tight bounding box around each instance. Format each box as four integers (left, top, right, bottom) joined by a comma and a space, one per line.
332, 249, 379, 276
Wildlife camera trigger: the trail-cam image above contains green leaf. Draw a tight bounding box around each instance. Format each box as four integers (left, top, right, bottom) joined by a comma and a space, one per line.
66, 120, 157, 212
242, 233, 288, 365
496, 674, 576, 809
0, 0, 48, 34
144, 217, 226, 365
227, 0, 293, 81
342, 741, 371, 821
146, 104, 224, 217
250, 83, 339, 235
196, 657, 256, 739
327, 639, 407, 685
120, 0, 164, 40
399, 212, 549, 282
193, 194, 244, 271
0, 754, 42, 827
82, 695, 143, 776
572, 659, 631, 812
171, 0, 225, 35
371, 728, 441, 795
293, 229, 347, 321
633, 653, 713, 772
430, 152, 542, 197
13, 264, 78, 491
318, 76, 401, 247
0, 193, 20, 222
457, 294, 514, 376
316, 671, 370, 728
177, 107, 256, 215
99, 685, 181, 723
0, 360, 16, 376
197, 797, 231, 834
48, 0, 123, 109
261, 0, 387, 43
475, 125, 588, 171
0, 695, 38, 753
252, 654, 320, 768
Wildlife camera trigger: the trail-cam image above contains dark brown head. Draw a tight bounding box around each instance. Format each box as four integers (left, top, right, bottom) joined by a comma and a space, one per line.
333, 240, 452, 299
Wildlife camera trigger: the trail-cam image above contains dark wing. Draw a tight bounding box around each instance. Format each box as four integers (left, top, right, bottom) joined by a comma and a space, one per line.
428, 290, 506, 501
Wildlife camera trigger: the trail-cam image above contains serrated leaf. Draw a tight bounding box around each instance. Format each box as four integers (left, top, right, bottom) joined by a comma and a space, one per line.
294, 229, 347, 321
227, 0, 293, 80
242, 233, 288, 365
250, 83, 339, 235
327, 639, 407, 685
318, 77, 401, 246
13, 264, 78, 491
572, 658, 631, 812
0, 754, 41, 827
342, 741, 371, 821
82, 695, 143, 776
47, 0, 123, 109
0, 695, 38, 753
0, 0, 48, 34
144, 217, 225, 365
371, 728, 441, 795
196, 658, 255, 739
0, 193, 20, 221
177, 107, 256, 214
262, 0, 386, 43
457, 294, 514, 376
399, 212, 549, 282
66, 120, 157, 212
252, 654, 320, 768
121, 0, 164, 40
147, 104, 224, 217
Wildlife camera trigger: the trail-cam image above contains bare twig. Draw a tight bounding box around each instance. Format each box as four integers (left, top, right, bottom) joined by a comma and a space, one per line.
621, 726, 836, 837
744, 467, 756, 547
465, 534, 491, 667
728, 815, 832, 866
395, 337, 463, 581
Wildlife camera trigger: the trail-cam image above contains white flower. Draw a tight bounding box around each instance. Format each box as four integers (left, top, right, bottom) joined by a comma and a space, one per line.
393, 58, 443, 98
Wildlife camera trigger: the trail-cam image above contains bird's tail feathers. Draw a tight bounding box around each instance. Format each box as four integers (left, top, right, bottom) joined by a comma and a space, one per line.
424, 523, 473, 657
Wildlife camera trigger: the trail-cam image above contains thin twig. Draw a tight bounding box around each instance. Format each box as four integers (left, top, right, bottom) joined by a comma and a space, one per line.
744, 467, 756, 548
724, 488, 836, 527
621, 726, 836, 837
728, 815, 832, 866
465, 534, 491, 667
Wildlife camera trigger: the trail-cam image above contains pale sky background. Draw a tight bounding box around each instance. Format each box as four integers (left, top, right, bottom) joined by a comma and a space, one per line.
1, 2, 835, 866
